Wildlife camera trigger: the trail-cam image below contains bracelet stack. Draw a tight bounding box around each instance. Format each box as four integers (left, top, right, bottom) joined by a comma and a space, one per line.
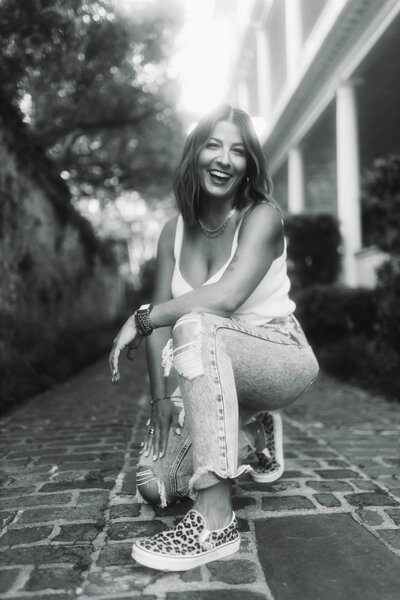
134, 307, 155, 336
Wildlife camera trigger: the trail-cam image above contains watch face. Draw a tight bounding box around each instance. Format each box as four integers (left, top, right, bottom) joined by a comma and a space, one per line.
138, 303, 153, 314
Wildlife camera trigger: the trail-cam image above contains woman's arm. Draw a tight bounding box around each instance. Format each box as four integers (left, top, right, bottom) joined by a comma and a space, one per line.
145, 216, 176, 400
142, 217, 183, 459
109, 217, 177, 381
110, 203, 282, 377
150, 203, 283, 328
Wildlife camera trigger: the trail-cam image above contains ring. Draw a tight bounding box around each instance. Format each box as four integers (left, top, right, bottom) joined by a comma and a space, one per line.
148, 428, 155, 436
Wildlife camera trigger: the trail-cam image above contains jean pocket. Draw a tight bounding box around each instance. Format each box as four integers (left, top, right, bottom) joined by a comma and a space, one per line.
257, 317, 305, 347
287, 315, 312, 348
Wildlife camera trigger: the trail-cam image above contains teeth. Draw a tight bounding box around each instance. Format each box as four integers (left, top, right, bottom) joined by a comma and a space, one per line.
209, 170, 231, 179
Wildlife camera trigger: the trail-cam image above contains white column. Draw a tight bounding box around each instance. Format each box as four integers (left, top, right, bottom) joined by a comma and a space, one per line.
285, 0, 303, 82
256, 28, 271, 120
336, 81, 362, 287
288, 147, 305, 214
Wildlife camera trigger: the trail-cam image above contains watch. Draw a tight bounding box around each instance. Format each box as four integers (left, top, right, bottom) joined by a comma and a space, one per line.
134, 303, 155, 336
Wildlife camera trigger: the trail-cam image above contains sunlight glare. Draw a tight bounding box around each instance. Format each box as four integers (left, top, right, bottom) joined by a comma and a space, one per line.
174, 0, 235, 115
115, 1, 254, 118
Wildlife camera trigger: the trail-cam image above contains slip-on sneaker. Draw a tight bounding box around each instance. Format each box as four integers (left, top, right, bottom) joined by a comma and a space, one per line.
251, 411, 284, 483
131, 509, 240, 571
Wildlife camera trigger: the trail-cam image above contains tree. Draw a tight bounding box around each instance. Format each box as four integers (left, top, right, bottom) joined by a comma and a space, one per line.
361, 155, 400, 254
0, 0, 185, 204
361, 154, 400, 378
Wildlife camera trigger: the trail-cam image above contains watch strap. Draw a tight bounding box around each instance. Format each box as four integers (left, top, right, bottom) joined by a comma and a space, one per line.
134, 305, 155, 336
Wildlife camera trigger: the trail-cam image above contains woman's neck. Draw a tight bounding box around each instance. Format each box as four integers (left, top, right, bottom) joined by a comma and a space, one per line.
199, 196, 235, 229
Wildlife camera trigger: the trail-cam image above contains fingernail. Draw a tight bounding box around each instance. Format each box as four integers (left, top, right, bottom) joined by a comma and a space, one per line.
159, 451, 164, 458
175, 428, 181, 435
144, 451, 149, 457
146, 419, 150, 426
152, 455, 157, 461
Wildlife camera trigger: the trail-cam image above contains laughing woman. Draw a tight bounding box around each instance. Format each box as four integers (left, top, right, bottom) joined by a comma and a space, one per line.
109, 105, 319, 571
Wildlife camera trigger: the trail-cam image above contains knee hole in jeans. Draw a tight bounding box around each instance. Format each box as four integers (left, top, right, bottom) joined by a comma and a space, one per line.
136, 465, 162, 506
172, 313, 204, 380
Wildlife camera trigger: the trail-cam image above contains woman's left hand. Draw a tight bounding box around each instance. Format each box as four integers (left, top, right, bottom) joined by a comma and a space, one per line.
142, 398, 181, 460
109, 316, 143, 382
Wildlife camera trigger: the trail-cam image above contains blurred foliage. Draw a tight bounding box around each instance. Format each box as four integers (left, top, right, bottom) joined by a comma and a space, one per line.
296, 282, 400, 401
295, 284, 379, 346
0, 317, 119, 414
293, 158, 400, 401
0, 0, 185, 204
0, 282, 150, 415
361, 155, 400, 254
314, 334, 400, 401
361, 154, 400, 371
284, 213, 342, 294
375, 258, 400, 355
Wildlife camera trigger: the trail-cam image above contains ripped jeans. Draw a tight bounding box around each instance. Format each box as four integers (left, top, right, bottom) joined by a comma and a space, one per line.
136, 312, 319, 507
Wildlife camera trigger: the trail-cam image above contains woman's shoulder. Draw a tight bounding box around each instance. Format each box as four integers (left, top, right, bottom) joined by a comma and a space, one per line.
241, 201, 282, 231
237, 201, 283, 255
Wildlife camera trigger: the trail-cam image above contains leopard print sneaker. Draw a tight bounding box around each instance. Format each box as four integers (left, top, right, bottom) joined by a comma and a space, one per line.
251, 411, 284, 483
131, 509, 240, 571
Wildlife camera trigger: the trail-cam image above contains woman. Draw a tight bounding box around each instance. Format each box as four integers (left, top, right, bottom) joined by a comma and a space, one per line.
109, 105, 319, 572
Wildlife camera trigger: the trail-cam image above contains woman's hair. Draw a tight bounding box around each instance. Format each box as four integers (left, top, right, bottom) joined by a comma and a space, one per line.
173, 104, 275, 225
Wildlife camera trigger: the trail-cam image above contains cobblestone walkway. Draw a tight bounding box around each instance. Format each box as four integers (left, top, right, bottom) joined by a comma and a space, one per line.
1, 347, 400, 599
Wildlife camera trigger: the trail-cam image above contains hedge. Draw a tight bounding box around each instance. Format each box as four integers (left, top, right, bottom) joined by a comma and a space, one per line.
294, 284, 379, 345
284, 212, 341, 293
295, 283, 400, 401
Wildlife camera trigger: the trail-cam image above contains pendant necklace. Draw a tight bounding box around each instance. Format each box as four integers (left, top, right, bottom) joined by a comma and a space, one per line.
198, 208, 236, 239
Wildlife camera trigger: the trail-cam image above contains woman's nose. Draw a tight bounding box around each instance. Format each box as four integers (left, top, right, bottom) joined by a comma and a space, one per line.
216, 147, 231, 167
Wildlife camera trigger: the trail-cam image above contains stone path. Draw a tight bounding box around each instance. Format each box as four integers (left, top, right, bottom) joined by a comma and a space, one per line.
1, 346, 400, 599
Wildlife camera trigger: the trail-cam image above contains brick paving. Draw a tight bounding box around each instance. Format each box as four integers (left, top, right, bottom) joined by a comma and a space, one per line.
1, 346, 400, 599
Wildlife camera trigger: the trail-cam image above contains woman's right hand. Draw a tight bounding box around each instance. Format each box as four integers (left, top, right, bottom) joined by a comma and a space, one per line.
142, 398, 181, 460
109, 315, 142, 383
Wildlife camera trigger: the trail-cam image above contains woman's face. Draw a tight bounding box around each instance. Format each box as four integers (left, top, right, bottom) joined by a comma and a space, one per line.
197, 120, 247, 202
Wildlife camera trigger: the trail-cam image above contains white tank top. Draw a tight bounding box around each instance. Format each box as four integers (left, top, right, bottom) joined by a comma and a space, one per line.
171, 213, 296, 326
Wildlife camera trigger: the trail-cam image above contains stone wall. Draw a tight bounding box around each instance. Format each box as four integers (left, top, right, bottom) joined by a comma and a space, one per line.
0, 102, 126, 410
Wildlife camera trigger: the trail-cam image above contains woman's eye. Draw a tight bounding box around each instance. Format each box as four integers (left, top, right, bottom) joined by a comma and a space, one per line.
233, 148, 245, 155
206, 142, 219, 149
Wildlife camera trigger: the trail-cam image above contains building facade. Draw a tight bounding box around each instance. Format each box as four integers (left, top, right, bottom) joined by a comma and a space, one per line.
224, 0, 400, 286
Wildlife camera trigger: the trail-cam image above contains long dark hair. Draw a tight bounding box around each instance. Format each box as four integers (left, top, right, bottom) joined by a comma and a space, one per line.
173, 104, 275, 225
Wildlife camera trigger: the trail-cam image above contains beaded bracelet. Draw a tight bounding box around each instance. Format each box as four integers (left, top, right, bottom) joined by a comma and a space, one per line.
150, 395, 171, 406
135, 311, 155, 336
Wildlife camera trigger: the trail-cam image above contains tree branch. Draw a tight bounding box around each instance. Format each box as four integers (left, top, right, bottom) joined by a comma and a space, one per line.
36, 107, 158, 147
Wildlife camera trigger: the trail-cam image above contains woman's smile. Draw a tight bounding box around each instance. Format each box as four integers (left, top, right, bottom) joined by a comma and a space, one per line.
198, 120, 247, 200
208, 169, 233, 185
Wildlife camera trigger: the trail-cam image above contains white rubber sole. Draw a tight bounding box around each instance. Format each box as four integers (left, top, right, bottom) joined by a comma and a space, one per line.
131, 535, 241, 571
250, 412, 284, 483
250, 461, 285, 483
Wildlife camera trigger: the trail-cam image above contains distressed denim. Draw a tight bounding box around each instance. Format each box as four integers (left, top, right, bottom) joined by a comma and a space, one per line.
137, 313, 319, 506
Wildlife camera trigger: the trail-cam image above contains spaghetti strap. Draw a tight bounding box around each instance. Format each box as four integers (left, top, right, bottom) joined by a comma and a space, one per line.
173, 215, 184, 264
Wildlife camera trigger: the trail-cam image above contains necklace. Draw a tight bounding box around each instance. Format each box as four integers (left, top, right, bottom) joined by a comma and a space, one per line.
198, 208, 236, 239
